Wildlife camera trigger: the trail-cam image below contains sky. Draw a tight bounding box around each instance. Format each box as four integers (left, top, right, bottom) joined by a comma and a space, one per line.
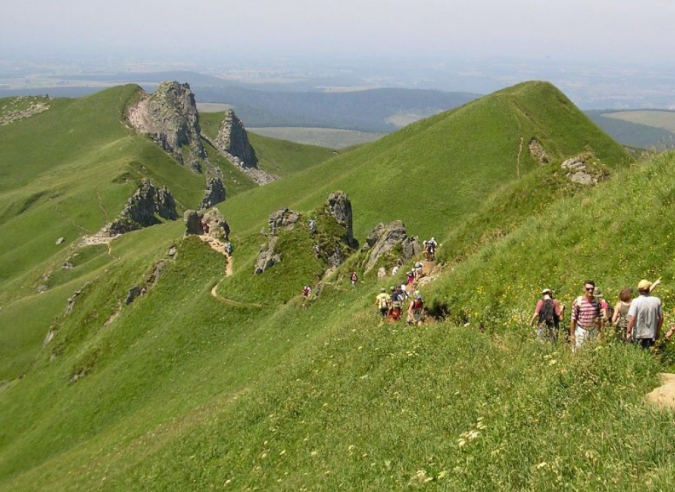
2, 0, 674, 64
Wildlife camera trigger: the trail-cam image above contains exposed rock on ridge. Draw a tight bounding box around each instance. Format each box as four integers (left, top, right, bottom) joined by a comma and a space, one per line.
215, 109, 258, 168
254, 209, 300, 274
1, 95, 51, 126
200, 176, 226, 209
528, 138, 550, 164
127, 82, 206, 173
102, 179, 178, 236
213, 109, 278, 186
561, 155, 610, 186
362, 221, 421, 273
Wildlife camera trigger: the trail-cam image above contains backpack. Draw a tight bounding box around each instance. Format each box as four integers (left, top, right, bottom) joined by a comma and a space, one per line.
379, 296, 389, 309
538, 299, 556, 326
615, 304, 629, 330
412, 299, 423, 311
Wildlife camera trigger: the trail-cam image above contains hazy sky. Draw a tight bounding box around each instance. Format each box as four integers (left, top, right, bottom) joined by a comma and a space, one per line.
2, 0, 674, 63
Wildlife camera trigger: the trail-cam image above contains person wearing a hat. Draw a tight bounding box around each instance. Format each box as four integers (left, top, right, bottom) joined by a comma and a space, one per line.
571, 280, 604, 350
375, 288, 390, 318
626, 279, 663, 347
407, 293, 425, 326
530, 288, 564, 341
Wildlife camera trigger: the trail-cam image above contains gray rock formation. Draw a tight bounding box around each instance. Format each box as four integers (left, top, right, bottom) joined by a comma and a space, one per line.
184, 208, 230, 240
255, 235, 280, 274
184, 210, 203, 236
215, 109, 258, 168
199, 177, 226, 209
202, 208, 230, 240
268, 208, 301, 234
107, 180, 178, 236
254, 209, 300, 274
529, 138, 550, 165
561, 156, 609, 186
363, 220, 421, 273
127, 82, 206, 173
326, 191, 355, 247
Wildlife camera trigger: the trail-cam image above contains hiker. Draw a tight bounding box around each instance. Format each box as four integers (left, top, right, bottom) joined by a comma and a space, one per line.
408, 294, 425, 325
611, 287, 634, 342
389, 287, 403, 321
399, 283, 409, 301
593, 287, 612, 323
302, 285, 312, 298
423, 238, 437, 261
626, 279, 663, 348
225, 242, 233, 255
406, 270, 415, 291
375, 288, 390, 317
530, 288, 564, 341
350, 271, 358, 287
392, 265, 399, 276
570, 280, 604, 350
308, 219, 316, 234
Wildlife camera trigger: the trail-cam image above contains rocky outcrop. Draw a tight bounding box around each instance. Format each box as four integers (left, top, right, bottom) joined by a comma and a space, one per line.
326, 191, 355, 248
254, 209, 300, 274
268, 208, 301, 234
362, 220, 421, 273
561, 156, 609, 186
199, 176, 226, 209
215, 109, 258, 168
255, 235, 281, 274
529, 138, 550, 165
212, 109, 278, 186
184, 208, 230, 240
184, 210, 202, 236
105, 180, 177, 236
127, 82, 206, 173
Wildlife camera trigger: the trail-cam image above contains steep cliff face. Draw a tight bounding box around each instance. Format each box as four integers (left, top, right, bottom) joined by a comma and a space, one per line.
214, 109, 258, 168
362, 221, 421, 273
105, 180, 178, 236
127, 82, 206, 173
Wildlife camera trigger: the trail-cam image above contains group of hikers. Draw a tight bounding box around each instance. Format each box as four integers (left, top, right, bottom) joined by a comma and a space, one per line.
375, 286, 425, 325
532, 278, 673, 350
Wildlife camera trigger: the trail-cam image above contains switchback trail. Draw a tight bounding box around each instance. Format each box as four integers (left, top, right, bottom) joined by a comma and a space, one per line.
199, 235, 263, 308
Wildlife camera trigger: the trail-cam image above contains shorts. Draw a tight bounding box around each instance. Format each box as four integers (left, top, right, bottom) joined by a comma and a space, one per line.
574, 326, 599, 350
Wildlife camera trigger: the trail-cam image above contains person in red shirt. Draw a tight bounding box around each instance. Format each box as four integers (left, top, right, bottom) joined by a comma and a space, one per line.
530, 288, 564, 341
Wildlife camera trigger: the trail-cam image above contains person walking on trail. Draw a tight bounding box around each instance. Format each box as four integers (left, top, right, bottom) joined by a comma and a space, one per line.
423, 238, 437, 261
389, 287, 403, 321
408, 294, 425, 325
570, 280, 604, 350
626, 279, 663, 348
375, 288, 390, 318
350, 271, 358, 287
302, 285, 312, 298
530, 288, 564, 341
225, 242, 233, 255
611, 287, 634, 342
407, 270, 415, 291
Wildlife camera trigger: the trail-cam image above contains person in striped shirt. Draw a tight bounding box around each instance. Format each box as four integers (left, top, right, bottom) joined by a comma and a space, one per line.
570, 280, 604, 350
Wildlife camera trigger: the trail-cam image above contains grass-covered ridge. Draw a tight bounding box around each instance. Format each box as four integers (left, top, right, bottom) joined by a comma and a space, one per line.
7, 82, 675, 491
220, 81, 632, 243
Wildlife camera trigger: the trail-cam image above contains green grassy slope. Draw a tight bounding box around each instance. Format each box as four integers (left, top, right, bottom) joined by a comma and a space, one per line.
220, 81, 632, 243
0, 87, 205, 380
3, 152, 675, 491
199, 111, 339, 177
5, 82, 673, 491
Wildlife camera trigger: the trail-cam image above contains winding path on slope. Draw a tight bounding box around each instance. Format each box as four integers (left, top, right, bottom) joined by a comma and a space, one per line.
199, 235, 262, 308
